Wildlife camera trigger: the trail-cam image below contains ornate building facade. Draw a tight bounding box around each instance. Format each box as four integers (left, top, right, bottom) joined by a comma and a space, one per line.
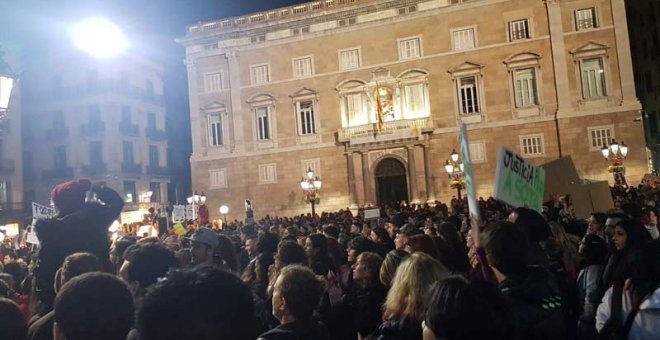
180, 0, 645, 220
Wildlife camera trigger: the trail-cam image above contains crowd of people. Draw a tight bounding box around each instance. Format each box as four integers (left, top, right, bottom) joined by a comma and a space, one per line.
0, 178, 659, 339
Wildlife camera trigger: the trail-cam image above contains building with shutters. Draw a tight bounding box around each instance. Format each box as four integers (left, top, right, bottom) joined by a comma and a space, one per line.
179, 0, 645, 220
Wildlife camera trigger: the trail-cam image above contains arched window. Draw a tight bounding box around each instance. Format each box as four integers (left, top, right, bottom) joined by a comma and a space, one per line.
397, 69, 430, 119
336, 80, 369, 127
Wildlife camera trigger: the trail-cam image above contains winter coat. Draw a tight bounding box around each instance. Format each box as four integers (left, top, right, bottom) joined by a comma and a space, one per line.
375, 316, 423, 340
33, 186, 123, 307
257, 318, 330, 340
596, 285, 660, 339
499, 266, 567, 340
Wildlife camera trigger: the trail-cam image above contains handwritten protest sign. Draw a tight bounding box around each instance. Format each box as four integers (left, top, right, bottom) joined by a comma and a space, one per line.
172, 205, 186, 222
32, 202, 55, 226
120, 209, 147, 224
185, 205, 195, 220
459, 124, 480, 221
494, 147, 546, 212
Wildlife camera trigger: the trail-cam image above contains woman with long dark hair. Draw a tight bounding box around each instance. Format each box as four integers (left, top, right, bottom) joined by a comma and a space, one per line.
305, 234, 335, 276
601, 219, 651, 292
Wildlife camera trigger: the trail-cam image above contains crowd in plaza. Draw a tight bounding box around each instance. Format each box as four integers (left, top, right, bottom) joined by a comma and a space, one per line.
0, 178, 659, 340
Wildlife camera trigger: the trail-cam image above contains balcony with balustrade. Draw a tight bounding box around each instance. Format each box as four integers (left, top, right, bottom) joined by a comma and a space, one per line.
147, 164, 169, 177
119, 121, 139, 137
146, 127, 167, 141
337, 117, 433, 145
121, 162, 142, 176
81, 122, 106, 137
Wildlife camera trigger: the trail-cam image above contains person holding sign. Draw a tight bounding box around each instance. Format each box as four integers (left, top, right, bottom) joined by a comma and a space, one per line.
33, 179, 124, 309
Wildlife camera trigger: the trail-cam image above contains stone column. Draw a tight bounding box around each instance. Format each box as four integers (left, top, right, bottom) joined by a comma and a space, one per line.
611, 0, 640, 106
407, 146, 420, 204
545, 0, 571, 114
226, 52, 245, 152
422, 144, 436, 203
361, 151, 374, 206
346, 152, 358, 209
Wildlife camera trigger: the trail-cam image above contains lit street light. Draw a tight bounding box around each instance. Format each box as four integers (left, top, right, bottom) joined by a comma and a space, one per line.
300, 168, 322, 216
71, 18, 128, 59
186, 191, 206, 221
601, 139, 629, 187
445, 149, 465, 200
219, 205, 228, 224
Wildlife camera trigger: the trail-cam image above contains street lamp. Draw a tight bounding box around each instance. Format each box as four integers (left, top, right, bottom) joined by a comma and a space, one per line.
300, 167, 322, 216
0, 51, 17, 123
219, 205, 228, 224
186, 191, 206, 220
445, 149, 465, 200
601, 139, 629, 187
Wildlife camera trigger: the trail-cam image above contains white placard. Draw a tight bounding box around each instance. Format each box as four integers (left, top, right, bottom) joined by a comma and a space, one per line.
32, 202, 55, 219
460, 124, 480, 222
364, 208, 380, 220
172, 205, 186, 222
26, 232, 39, 245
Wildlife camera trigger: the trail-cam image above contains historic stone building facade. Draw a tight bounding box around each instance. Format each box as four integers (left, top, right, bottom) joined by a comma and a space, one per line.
180, 0, 645, 220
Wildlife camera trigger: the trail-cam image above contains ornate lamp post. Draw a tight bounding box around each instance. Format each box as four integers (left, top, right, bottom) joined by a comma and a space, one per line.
601, 139, 629, 187
444, 149, 465, 200
219, 205, 228, 224
300, 167, 322, 216
0, 51, 17, 123
186, 191, 206, 220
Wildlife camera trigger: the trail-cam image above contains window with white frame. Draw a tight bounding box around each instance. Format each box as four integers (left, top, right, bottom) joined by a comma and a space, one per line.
339, 48, 361, 70
403, 83, 426, 118
209, 169, 228, 188
258, 164, 277, 184
255, 106, 271, 140
251, 64, 270, 85
458, 76, 480, 115
204, 72, 223, 92
301, 158, 321, 177
452, 28, 476, 51
588, 126, 613, 150
580, 58, 607, 98
469, 141, 487, 163
296, 100, 316, 135
398, 37, 421, 60
293, 56, 314, 78
208, 113, 224, 146
345, 92, 367, 126
513, 68, 538, 107
520, 134, 545, 157
509, 19, 530, 41
576, 8, 597, 30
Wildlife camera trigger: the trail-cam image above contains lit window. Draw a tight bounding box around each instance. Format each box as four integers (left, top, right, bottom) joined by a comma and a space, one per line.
458, 76, 480, 115
296, 100, 316, 135
580, 58, 607, 98
345, 93, 367, 126
403, 83, 426, 118
513, 68, 538, 107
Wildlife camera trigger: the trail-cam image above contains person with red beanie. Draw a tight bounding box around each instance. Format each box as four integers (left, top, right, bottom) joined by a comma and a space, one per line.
33, 179, 124, 311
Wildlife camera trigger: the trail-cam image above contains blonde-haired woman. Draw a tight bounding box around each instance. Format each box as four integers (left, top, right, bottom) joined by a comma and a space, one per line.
374, 252, 449, 339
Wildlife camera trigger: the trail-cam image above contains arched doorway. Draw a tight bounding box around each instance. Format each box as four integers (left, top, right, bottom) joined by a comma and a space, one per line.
374, 157, 409, 206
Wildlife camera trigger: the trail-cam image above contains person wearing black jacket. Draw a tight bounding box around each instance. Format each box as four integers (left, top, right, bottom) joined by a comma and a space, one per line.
33, 179, 123, 309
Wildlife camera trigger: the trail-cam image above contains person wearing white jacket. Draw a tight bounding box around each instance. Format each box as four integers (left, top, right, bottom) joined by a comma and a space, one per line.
596, 240, 660, 339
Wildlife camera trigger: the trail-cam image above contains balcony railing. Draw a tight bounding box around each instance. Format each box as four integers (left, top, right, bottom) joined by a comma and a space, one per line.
118, 121, 139, 137
81, 163, 107, 177
337, 117, 432, 142
0, 159, 15, 175
42, 167, 74, 179
146, 127, 167, 141
81, 122, 105, 137
147, 164, 169, 176
45, 127, 69, 140
121, 162, 142, 175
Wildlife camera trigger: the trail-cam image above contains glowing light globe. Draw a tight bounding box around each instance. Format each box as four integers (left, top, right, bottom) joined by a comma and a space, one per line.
72, 18, 128, 58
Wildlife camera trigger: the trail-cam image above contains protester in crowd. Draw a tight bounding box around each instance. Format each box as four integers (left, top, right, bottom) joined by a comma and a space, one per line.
216, 234, 239, 273
379, 249, 409, 288
258, 264, 328, 340
347, 236, 375, 265
109, 236, 136, 275
185, 227, 220, 267
123, 243, 179, 307
28, 252, 102, 340
53, 272, 134, 340
344, 252, 387, 340
369, 227, 394, 257
641, 206, 659, 240
596, 240, 660, 339
577, 234, 608, 340
394, 224, 422, 251
375, 252, 449, 339
481, 221, 566, 339
0, 272, 28, 320
239, 234, 258, 271
585, 213, 608, 243
422, 276, 515, 340
0, 297, 27, 340
137, 266, 257, 340
509, 207, 552, 269
601, 219, 651, 293
407, 234, 442, 261
33, 180, 123, 308
434, 222, 470, 274
304, 234, 334, 276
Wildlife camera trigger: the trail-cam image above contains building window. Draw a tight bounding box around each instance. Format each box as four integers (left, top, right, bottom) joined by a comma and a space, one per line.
338, 17, 356, 27
251, 64, 270, 85
148, 112, 157, 130
123, 141, 134, 164
398, 37, 422, 60
576, 8, 598, 30
469, 141, 487, 163
54, 146, 67, 169
89, 141, 103, 166
345, 92, 367, 126
458, 76, 480, 115
0, 181, 9, 204
149, 182, 161, 203
123, 181, 136, 202
452, 28, 476, 51
149, 145, 159, 166
403, 83, 426, 118
250, 34, 266, 43
588, 126, 614, 150
209, 169, 228, 188
208, 114, 224, 146
509, 19, 530, 41
520, 134, 545, 157
258, 163, 277, 184
204, 72, 224, 92
301, 158, 321, 177
255, 106, 271, 140
292, 56, 314, 78
296, 100, 316, 135
513, 68, 538, 107
580, 58, 607, 99
339, 48, 361, 70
